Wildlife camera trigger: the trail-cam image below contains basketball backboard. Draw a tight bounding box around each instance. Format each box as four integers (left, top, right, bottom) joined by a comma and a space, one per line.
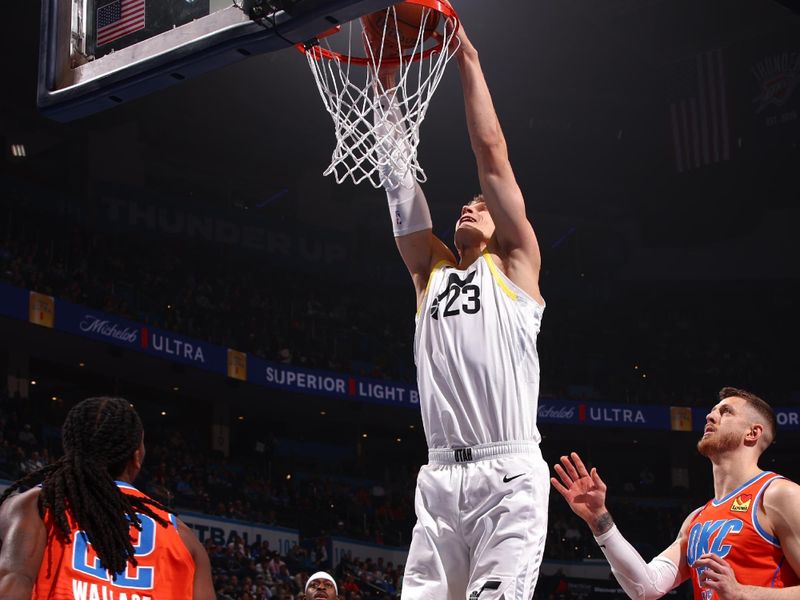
38, 0, 399, 122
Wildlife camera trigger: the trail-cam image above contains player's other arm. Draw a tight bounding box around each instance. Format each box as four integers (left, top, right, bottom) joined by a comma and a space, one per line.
767, 480, 800, 597
454, 27, 542, 302
0, 489, 47, 599
176, 518, 216, 600
373, 70, 456, 304
693, 479, 800, 600
551, 452, 687, 600
396, 230, 456, 305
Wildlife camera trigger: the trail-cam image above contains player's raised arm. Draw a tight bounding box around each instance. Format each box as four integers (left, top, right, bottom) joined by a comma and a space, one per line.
552, 452, 687, 600
372, 67, 456, 304
453, 27, 542, 297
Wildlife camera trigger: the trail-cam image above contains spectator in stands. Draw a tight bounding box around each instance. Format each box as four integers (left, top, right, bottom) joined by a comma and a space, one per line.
17, 424, 37, 448
340, 574, 360, 597
19, 449, 45, 475
304, 571, 337, 600
312, 539, 329, 568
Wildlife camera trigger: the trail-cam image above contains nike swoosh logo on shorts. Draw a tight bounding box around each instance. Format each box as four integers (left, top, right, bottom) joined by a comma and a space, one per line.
503, 473, 525, 483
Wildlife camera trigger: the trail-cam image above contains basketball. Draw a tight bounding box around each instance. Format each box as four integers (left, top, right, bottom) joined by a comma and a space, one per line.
361, 3, 441, 57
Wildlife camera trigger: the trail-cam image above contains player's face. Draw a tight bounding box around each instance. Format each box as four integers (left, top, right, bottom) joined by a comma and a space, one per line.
305, 578, 337, 600
454, 200, 494, 248
697, 397, 751, 457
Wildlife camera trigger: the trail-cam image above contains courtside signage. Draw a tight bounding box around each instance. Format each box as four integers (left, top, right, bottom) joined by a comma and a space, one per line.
56, 301, 141, 348
0, 282, 29, 321
775, 408, 800, 430
538, 400, 670, 430
141, 326, 225, 371
248, 356, 420, 408
167, 511, 298, 556
7, 283, 797, 426
55, 299, 225, 373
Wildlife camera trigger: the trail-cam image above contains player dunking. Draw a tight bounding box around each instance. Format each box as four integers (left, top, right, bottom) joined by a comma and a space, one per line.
375, 25, 549, 600
552, 387, 800, 600
0, 397, 215, 599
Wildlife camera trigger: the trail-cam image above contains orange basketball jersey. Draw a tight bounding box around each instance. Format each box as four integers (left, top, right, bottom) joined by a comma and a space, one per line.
33, 481, 195, 600
687, 471, 798, 600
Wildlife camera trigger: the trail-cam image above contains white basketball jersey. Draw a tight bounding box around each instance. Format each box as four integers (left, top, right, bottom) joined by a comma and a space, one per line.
414, 250, 544, 450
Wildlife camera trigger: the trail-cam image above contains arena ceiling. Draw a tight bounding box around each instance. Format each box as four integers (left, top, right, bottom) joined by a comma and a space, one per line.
2, 1, 799, 277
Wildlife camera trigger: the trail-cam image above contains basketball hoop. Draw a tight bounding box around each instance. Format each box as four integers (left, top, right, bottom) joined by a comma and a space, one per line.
297, 0, 460, 189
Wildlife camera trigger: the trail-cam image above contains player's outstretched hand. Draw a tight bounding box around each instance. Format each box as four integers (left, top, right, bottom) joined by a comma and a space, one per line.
551, 452, 609, 528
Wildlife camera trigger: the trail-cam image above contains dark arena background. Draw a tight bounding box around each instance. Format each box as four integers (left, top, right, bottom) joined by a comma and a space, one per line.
2, 0, 800, 599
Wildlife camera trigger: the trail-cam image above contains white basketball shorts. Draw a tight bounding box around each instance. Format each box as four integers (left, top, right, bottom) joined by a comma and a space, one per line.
401, 442, 549, 600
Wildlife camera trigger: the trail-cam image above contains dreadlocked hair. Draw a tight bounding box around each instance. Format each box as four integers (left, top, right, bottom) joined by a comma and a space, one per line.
0, 397, 170, 576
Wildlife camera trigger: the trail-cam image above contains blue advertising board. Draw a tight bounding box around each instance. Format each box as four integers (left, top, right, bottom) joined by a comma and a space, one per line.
247, 356, 420, 408
538, 398, 671, 430
55, 300, 142, 350
142, 326, 226, 373
4, 281, 797, 430
775, 407, 800, 430
54, 299, 226, 375
0, 281, 29, 321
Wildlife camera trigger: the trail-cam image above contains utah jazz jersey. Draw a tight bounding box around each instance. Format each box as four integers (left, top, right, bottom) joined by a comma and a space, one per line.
687, 471, 798, 600
34, 481, 195, 600
414, 250, 544, 449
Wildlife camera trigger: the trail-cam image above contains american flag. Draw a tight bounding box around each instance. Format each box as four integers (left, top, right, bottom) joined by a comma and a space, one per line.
669, 49, 732, 173
96, 0, 145, 47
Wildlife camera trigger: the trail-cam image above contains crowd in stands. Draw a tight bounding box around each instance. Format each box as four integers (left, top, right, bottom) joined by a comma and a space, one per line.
138, 429, 418, 547
2, 189, 799, 404
0, 188, 794, 599
0, 383, 696, 598
207, 536, 408, 600
0, 200, 415, 382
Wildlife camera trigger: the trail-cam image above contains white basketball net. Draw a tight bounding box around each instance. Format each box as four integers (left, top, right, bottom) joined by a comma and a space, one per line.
302, 5, 459, 189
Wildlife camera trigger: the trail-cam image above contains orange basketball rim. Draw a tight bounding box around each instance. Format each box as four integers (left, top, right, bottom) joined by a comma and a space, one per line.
297, 0, 459, 66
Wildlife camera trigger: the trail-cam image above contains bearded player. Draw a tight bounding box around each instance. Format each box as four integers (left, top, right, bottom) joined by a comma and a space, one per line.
552, 387, 800, 600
